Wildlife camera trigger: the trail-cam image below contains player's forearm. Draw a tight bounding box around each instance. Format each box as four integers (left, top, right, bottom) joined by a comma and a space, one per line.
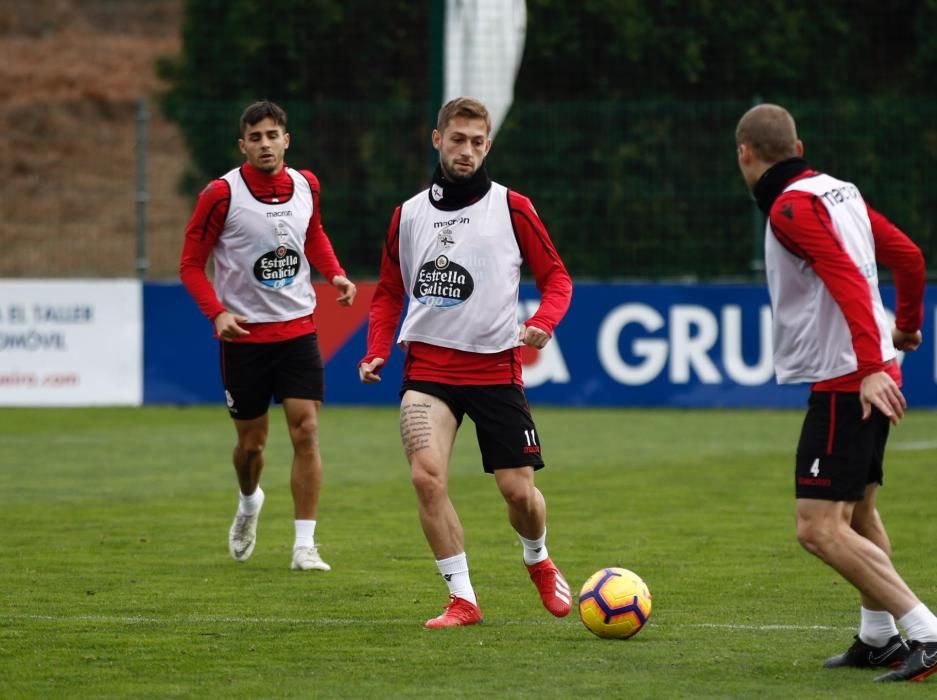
179, 264, 225, 320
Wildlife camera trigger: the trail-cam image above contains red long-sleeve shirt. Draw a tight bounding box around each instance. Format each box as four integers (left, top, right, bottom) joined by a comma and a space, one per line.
179, 163, 346, 343
363, 190, 573, 385
769, 172, 925, 391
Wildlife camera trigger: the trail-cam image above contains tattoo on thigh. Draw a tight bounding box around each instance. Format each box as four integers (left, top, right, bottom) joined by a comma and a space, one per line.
400, 402, 432, 459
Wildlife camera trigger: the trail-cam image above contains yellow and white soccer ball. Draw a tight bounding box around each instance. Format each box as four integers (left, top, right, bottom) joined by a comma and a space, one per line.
578, 567, 652, 639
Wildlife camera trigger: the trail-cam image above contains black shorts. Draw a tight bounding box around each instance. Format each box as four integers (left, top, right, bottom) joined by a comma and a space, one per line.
794, 391, 890, 501
220, 333, 324, 420
401, 380, 545, 473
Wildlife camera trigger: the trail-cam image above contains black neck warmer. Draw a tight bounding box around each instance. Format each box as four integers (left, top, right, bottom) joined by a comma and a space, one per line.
752, 157, 810, 214
428, 163, 492, 210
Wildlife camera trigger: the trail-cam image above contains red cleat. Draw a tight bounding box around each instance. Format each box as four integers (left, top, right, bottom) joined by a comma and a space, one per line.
424, 595, 483, 629
527, 558, 572, 617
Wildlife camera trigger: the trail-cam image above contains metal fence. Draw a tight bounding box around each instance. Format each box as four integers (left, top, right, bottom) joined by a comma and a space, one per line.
3, 97, 935, 281
499, 97, 937, 281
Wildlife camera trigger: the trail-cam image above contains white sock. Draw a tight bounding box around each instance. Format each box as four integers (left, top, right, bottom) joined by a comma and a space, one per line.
858, 606, 900, 646
294, 519, 316, 550
518, 529, 548, 565
898, 603, 937, 643
238, 485, 264, 515
436, 553, 477, 606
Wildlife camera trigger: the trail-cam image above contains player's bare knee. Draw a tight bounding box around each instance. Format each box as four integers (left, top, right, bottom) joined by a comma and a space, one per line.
235, 433, 265, 452
236, 424, 267, 452
796, 531, 822, 557
796, 518, 839, 558
289, 418, 319, 449
411, 463, 446, 501
499, 482, 535, 513
234, 445, 265, 468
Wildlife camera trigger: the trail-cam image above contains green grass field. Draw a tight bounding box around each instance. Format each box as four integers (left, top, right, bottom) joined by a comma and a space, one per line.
2, 404, 936, 699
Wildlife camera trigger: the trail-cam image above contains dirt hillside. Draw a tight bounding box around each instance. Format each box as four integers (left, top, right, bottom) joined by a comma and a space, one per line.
0, 0, 190, 278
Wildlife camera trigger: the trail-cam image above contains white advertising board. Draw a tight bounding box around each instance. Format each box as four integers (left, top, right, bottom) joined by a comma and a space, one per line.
0, 279, 142, 406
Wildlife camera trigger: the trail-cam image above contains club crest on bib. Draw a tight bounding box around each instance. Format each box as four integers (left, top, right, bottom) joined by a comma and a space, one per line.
438, 228, 455, 248
413, 255, 474, 307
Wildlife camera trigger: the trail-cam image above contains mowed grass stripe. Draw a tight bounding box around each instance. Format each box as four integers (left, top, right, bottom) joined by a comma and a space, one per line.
2, 405, 936, 700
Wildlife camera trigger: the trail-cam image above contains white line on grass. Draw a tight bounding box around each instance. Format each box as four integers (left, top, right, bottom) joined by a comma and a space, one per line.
3, 613, 853, 632
891, 440, 937, 451
684, 623, 847, 631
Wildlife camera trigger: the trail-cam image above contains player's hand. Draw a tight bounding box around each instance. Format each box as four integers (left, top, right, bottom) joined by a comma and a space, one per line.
519, 324, 550, 349
892, 328, 922, 352
359, 357, 384, 384
859, 371, 907, 425
332, 275, 357, 306
214, 311, 250, 340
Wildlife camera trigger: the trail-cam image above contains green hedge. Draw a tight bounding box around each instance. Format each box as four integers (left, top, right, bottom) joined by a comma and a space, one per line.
159, 0, 937, 279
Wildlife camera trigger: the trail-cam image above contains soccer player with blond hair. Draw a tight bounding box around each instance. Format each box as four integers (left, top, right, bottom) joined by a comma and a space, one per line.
359, 97, 574, 628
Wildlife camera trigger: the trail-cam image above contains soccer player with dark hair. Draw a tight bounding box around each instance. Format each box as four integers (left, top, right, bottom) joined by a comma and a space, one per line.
180, 100, 357, 572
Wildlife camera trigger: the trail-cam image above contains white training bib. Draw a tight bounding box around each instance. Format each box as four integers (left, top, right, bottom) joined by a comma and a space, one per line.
766, 173, 895, 383
214, 167, 317, 322
397, 182, 523, 353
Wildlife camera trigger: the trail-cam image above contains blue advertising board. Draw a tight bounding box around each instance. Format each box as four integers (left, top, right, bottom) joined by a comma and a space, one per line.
144, 282, 937, 409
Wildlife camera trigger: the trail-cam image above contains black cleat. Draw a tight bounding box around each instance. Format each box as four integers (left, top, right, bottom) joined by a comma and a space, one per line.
874, 640, 937, 682
824, 634, 909, 669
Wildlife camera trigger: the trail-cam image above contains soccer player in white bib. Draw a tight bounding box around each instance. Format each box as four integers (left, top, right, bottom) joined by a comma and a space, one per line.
736, 103, 937, 682
180, 100, 357, 572
359, 97, 574, 628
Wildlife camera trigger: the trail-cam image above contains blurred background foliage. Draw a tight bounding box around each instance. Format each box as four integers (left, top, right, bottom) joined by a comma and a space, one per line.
158, 0, 937, 280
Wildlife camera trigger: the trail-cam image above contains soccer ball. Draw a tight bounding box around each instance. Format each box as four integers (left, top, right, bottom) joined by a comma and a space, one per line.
578, 567, 652, 639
